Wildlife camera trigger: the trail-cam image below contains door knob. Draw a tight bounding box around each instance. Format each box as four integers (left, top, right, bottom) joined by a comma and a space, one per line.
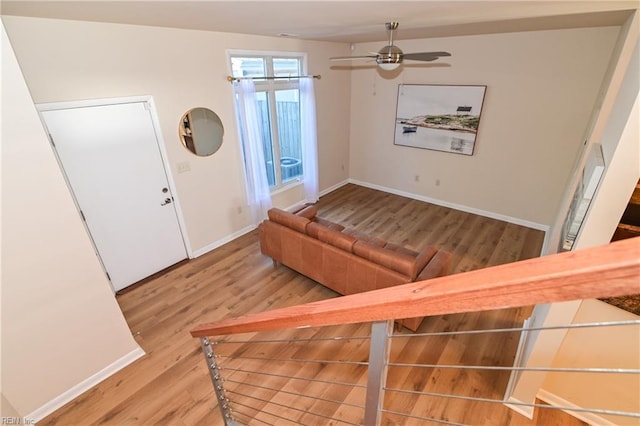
161, 197, 172, 206
162, 187, 169, 193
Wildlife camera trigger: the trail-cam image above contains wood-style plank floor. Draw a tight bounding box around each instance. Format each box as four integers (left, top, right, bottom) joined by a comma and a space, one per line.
39, 183, 584, 426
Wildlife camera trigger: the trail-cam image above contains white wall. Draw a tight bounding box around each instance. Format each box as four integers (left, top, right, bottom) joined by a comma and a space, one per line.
1, 22, 142, 419
1, 16, 352, 255
348, 26, 619, 227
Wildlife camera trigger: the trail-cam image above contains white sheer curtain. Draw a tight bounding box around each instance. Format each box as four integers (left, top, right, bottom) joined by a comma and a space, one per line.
233, 79, 272, 225
300, 77, 319, 204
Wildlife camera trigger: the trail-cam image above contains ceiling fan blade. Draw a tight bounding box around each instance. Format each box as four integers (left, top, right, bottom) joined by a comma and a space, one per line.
402, 51, 452, 61
329, 55, 377, 61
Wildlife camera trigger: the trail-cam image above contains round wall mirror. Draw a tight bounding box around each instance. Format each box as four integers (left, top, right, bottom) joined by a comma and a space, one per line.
179, 107, 224, 156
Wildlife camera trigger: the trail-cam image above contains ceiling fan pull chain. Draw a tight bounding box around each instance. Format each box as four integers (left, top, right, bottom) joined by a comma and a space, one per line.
372, 73, 377, 96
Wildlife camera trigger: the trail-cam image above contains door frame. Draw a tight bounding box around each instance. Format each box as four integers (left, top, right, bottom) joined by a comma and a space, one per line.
37, 95, 192, 292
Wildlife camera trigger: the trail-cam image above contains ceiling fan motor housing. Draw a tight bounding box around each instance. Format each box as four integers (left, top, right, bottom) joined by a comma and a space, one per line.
376, 44, 403, 65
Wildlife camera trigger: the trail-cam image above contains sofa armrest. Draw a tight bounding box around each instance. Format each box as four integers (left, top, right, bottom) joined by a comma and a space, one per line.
417, 249, 452, 281
414, 245, 438, 277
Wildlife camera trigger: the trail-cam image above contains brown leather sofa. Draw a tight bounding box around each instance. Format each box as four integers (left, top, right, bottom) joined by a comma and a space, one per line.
258, 205, 452, 331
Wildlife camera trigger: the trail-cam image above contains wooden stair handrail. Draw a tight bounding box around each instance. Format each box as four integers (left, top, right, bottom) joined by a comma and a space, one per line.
190, 237, 640, 337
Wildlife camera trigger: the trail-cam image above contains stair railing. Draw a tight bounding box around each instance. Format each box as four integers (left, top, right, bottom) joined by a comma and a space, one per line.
191, 237, 640, 425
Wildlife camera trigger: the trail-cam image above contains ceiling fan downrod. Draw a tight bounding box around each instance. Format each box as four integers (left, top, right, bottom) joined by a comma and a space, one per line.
386, 22, 399, 47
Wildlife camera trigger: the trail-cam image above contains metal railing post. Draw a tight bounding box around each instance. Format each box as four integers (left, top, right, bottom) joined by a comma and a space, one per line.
364, 320, 394, 426
200, 337, 242, 426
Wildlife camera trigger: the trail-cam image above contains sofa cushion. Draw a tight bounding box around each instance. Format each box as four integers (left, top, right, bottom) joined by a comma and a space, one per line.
353, 240, 417, 278
268, 208, 310, 234
312, 217, 345, 232
307, 222, 357, 252
295, 205, 318, 219
343, 229, 387, 248
384, 242, 419, 257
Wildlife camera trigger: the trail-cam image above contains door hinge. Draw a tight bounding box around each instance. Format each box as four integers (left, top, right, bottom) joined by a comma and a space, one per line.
48, 134, 55, 147
80, 210, 86, 221
106, 271, 111, 281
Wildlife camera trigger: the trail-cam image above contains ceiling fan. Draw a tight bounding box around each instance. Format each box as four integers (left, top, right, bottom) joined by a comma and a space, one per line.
330, 22, 451, 71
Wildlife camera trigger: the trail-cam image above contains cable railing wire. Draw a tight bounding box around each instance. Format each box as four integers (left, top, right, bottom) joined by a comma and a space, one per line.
224, 377, 365, 410
218, 353, 369, 367
200, 315, 639, 424
226, 388, 362, 426
384, 387, 640, 419
218, 366, 367, 389
386, 362, 640, 374
231, 407, 275, 426
390, 319, 640, 339
230, 399, 305, 425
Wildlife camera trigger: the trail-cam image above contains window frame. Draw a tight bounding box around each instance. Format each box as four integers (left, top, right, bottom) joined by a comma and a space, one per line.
228, 50, 308, 192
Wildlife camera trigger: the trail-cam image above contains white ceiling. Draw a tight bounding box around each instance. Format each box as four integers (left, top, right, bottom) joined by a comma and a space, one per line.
1, 1, 637, 43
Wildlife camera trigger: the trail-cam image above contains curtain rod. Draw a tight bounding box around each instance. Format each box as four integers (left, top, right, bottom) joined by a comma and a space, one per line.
227, 74, 321, 82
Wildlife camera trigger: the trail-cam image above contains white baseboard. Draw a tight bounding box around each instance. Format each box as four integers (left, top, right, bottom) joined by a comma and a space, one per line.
191, 224, 256, 258
320, 179, 350, 197
349, 179, 550, 233
27, 346, 145, 422
537, 389, 617, 426
505, 395, 535, 419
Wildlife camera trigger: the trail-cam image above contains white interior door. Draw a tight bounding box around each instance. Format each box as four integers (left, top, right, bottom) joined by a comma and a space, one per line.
40, 101, 187, 291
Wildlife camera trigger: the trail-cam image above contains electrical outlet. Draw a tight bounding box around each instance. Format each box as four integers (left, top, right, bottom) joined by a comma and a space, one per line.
414, 174, 420, 182
435, 179, 441, 186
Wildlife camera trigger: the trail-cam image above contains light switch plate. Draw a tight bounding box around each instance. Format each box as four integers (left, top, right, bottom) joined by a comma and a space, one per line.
177, 161, 191, 173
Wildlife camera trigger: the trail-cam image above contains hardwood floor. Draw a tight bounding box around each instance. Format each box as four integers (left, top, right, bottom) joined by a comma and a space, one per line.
40, 184, 553, 425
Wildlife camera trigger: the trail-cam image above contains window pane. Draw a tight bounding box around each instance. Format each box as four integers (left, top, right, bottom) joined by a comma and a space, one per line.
231, 57, 266, 79
273, 58, 301, 78
275, 89, 303, 182
255, 92, 276, 187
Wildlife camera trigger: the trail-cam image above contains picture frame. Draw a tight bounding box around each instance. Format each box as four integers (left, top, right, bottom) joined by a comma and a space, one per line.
394, 84, 487, 155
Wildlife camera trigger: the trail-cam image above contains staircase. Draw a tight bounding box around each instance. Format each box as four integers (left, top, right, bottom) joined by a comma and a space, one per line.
191, 238, 640, 425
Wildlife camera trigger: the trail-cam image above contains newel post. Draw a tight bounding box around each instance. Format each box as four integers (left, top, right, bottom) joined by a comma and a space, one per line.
364, 320, 394, 425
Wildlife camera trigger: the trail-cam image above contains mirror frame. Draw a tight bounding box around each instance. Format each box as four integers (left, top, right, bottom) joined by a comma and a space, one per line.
179, 107, 224, 157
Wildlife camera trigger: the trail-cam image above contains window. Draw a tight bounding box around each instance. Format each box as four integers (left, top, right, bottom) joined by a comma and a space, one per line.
231, 54, 305, 189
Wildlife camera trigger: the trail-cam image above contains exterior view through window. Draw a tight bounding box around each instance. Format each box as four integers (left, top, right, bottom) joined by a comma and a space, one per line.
231, 55, 304, 189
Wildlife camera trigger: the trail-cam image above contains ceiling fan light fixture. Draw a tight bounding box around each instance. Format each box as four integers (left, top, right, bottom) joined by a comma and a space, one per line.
376, 44, 402, 71
378, 62, 401, 71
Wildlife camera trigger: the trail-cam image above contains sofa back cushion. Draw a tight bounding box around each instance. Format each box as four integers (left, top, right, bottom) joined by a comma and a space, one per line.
353, 241, 417, 278
307, 222, 357, 252
295, 205, 318, 219
268, 208, 310, 234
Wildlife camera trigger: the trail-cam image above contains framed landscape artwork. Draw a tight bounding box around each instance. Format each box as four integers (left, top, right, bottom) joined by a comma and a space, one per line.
394, 84, 487, 155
